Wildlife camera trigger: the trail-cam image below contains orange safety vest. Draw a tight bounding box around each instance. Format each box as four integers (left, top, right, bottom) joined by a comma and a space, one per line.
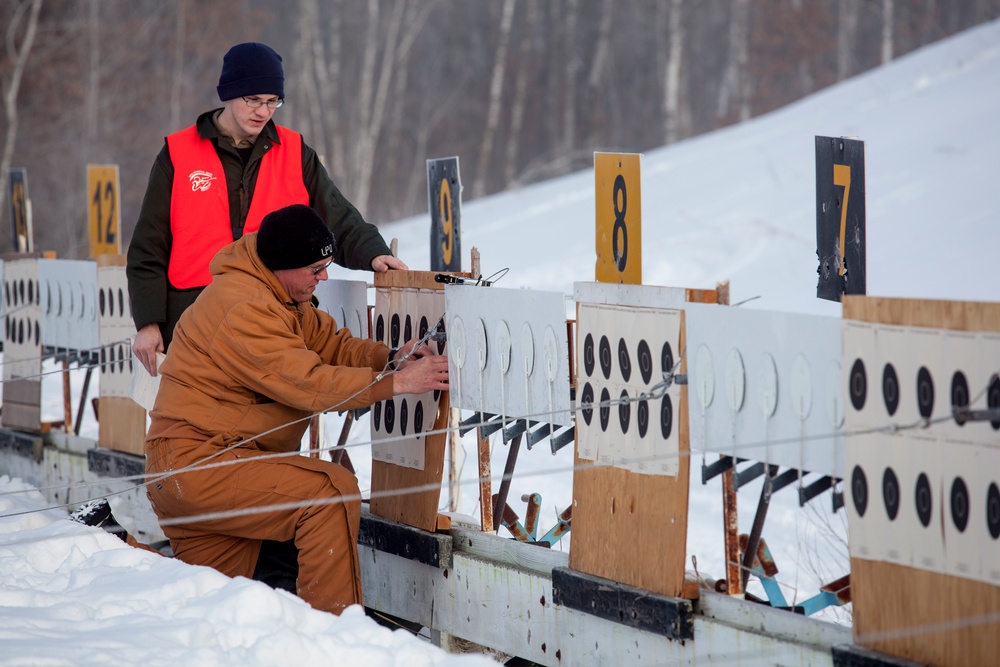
166, 125, 310, 289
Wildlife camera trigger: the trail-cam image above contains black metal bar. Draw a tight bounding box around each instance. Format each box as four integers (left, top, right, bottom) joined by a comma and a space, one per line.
741, 464, 778, 590
73, 366, 94, 436
525, 422, 551, 449
478, 414, 505, 439
502, 419, 529, 443
701, 455, 735, 483
798, 475, 835, 507
734, 460, 766, 490
492, 434, 523, 532
358, 507, 453, 569
770, 467, 801, 494
549, 426, 575, 454
552, 566, 694, 640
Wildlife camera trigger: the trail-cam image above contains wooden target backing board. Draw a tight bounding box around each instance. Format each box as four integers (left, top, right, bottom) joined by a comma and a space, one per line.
844, 296, 1000, 667
1, 256, 42, 432
369, 270, 467, 532
96, 255, 144, 456
569, 282, 720, 598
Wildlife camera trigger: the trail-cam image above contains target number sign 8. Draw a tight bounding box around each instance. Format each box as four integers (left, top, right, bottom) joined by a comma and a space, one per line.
595, 152, 642, 284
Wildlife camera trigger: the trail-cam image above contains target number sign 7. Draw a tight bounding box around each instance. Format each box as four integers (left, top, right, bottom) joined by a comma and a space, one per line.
595, 152, 642, 284
88, 164, 121, 257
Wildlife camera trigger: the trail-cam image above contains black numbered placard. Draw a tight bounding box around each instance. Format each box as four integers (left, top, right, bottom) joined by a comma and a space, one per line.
428, 157, 462, 272
816, 136, 866, 302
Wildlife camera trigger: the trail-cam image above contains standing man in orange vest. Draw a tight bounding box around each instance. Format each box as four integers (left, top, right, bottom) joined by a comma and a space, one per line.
127, 42, 407, 377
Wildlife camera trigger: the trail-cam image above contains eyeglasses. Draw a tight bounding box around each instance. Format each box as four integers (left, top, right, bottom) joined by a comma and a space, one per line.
309, 260, 334, 276
242, 96, 284, 110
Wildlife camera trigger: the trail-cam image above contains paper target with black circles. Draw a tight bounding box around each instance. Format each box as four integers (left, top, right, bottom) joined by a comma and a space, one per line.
685, 302, 843, 478
940, 330, 1000, 447
2, 258, 42, 382
942, 443, 982, 581
978, 446, 1000, 586
38, 259, 99, 352
843, 433, 888, 562
314, 279, 368, 339
444, 285, 571, 429
97, 263, 135, 398
575, 300, 682, 477
369, 286, 445, 470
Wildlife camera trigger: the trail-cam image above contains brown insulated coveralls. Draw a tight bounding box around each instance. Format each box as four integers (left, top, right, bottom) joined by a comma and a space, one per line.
144, 233, 393, 614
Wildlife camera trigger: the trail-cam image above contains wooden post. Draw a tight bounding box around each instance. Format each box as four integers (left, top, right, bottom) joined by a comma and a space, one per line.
62, 358, 73, 433
477, 424, 493, 532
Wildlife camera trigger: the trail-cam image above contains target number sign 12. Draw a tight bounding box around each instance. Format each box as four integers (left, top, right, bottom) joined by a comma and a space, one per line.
88, 165, 121, 257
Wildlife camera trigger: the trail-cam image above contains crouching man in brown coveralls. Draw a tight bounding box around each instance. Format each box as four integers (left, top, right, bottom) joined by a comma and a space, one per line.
144, 203, 448, 614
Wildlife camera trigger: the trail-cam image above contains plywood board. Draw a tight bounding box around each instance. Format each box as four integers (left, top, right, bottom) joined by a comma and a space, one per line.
369, 271, 467, 532
569, 283, 715, 598
98, 396, 146, 457
843, 296, 1000, 667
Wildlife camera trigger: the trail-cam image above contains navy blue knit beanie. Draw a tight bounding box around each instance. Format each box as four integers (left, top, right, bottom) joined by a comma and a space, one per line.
256, 205, 336, 271
217, 42, 285, 101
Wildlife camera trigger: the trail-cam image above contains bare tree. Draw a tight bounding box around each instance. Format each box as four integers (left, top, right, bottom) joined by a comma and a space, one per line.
663, 0, 685, 145
716, 0, 752, 122
169, 0, 187, 130
505, 0, 536, 185
881, 0, 895, 65
0, 0, 42, 250
837, 0, 860, 80
562, 0, 579, 156
472, 0, 515, 199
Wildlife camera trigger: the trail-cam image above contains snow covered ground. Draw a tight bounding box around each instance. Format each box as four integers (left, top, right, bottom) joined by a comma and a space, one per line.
2, 18, 999, 666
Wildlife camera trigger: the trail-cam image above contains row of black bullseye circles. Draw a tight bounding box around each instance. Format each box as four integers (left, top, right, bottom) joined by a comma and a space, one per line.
4, 277, 37, 308
851, 464, 1000, 539
848, 358, 1000, 430
100, 342, 132, 376
4, 316, 41, 346
578, 332, 674, 440
370, 311, 444, 436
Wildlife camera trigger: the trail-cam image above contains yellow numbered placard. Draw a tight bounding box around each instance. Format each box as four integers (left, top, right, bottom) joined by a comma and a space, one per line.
88, 164, 121, 257
595, 153, 641, 284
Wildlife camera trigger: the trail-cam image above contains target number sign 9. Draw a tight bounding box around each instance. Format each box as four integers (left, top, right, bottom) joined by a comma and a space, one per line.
595, 153, 642, 284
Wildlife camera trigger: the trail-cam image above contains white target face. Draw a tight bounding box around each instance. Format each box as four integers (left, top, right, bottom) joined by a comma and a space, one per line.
450, 315, 467, 370
843, 319, 1000, 585
724, 348, 745, 414
370, 286, 446, 471
790, 354, 813, 420
97, 263, 135, 397
692, 344, 716, 413
313, 279, 368, 339
496, 320, 512, 374
684, 302, 843, 478
444, 286, 571, 428
576, 299, 681, 477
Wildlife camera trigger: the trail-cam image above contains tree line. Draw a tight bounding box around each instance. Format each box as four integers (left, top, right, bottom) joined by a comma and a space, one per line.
2, 0, 998, 258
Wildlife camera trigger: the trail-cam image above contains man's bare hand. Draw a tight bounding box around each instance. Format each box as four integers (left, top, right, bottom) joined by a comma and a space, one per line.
132, 323, 164, 377
392, 354, 449, 396
371, 254, 409, 272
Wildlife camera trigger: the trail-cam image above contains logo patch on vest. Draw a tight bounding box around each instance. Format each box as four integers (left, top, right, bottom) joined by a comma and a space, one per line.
188, 170, 216, 192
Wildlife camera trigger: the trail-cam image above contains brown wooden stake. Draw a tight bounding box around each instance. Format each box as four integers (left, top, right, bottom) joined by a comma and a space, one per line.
477, 424, 493, 532
331, 411, 356, 474
722, 461, 742, 596
713, 281, 742, 595
308, 415, 320, 459
62, 358, 73, 434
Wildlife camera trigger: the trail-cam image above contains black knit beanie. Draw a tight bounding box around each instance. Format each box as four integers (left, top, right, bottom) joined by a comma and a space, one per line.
256, 205, 336, 271
217, 42, 285, 101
